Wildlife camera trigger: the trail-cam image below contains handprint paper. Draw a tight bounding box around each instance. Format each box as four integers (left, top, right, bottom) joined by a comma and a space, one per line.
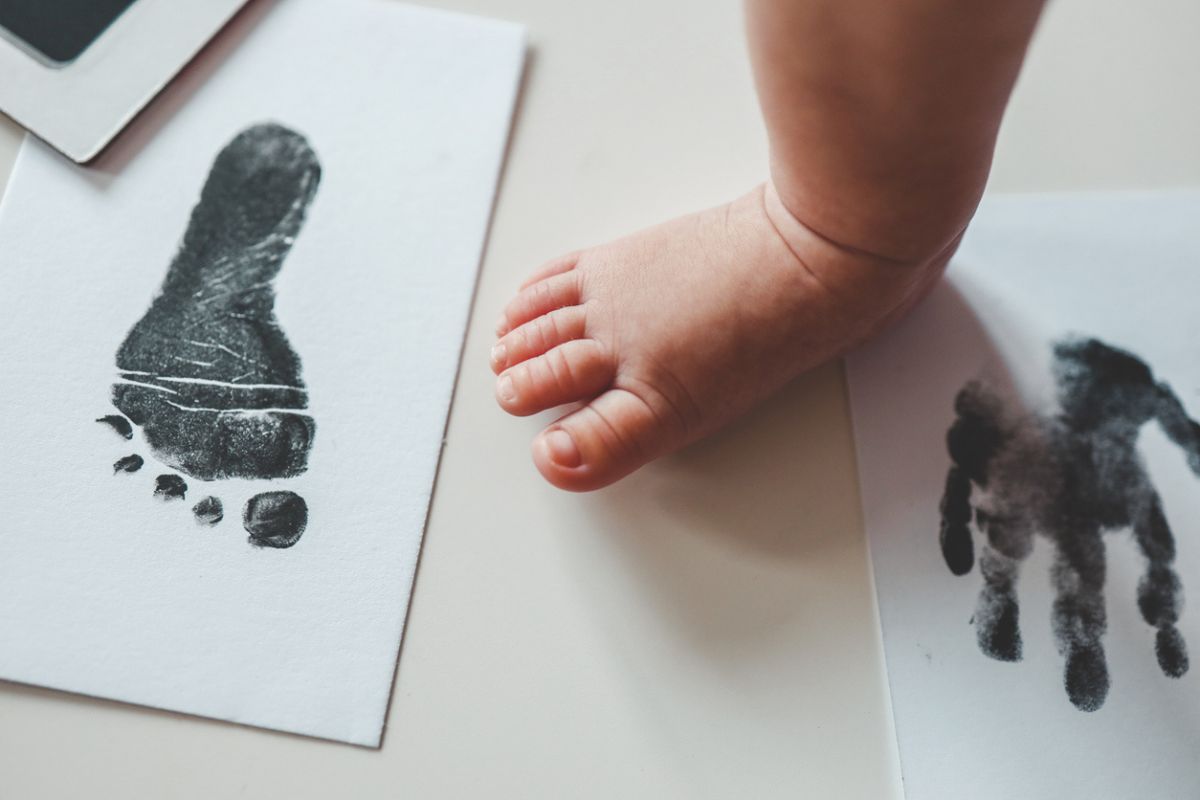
848, 192, 1200, 799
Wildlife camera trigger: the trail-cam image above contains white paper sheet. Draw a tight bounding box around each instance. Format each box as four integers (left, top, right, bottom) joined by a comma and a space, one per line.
0, 0, 523, 746
848, 192, 1200, 798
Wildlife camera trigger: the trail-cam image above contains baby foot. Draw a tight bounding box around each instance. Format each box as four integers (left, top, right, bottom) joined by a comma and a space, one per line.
493, 184, 953, 491
99, 123, 320, 547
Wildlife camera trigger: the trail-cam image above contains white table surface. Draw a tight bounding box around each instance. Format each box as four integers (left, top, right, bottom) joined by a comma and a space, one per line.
1, 0, 1197, 796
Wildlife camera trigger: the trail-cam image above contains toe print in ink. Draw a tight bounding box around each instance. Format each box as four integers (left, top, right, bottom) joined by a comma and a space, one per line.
940, 337, 1195, 711
99, 123, 319, 548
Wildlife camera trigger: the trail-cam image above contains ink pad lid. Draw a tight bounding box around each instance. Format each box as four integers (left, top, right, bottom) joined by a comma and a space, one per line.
0, 0, 248, 163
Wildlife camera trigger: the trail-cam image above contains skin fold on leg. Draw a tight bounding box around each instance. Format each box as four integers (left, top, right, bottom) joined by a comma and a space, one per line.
495, 0, 1046, 490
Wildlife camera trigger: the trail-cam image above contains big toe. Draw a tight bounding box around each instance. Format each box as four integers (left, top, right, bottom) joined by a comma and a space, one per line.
532, 388, 681, 491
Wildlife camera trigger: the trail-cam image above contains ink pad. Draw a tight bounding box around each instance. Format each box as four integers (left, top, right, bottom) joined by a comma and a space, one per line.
0, 0, 138, 65
0, 0, 248, 162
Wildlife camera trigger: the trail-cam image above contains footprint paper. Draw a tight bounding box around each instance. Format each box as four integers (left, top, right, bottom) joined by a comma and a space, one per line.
0, 0, 523, 746
847, 192, 1200, 798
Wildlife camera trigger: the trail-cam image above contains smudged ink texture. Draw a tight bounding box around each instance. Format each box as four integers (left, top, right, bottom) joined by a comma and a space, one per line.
100, 123, 320, 548
111, 123, 320, 481
97, 415, 133, 440
193, 496, 224, 526
154, 474, 188, 501
113, 454, 144, 474
940, 337, 1195, 711
244, 491, 307, 549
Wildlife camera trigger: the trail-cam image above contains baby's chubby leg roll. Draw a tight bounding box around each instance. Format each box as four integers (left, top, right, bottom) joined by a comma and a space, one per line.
495, 0, 1047, 489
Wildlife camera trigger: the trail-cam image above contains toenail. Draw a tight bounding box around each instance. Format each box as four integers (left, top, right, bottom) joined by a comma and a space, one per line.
497, 374, 517, 404
495, 314, 508, 336
490, 342, 507, 369
544, 428, 581, 468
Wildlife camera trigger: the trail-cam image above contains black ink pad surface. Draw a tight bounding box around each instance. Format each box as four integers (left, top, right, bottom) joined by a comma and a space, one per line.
0, 0, 248, 162
0, 0, 138, 65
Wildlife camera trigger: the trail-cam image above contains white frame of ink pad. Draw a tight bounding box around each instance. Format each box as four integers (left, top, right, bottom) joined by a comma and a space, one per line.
0, 0, 248, 163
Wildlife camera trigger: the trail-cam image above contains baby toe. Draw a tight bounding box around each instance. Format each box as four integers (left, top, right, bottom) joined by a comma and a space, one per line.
518, 252, 581, 291
495, 339, 613, 416
491, 305, 587, 374
496, 271, 581, 337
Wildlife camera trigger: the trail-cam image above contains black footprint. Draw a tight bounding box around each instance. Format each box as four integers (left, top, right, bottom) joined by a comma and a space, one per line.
99, 123, 321, 548
939, 337, 1195, 711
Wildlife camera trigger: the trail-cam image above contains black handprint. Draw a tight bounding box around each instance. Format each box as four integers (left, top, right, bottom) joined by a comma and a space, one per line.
940, 337, 1192, 711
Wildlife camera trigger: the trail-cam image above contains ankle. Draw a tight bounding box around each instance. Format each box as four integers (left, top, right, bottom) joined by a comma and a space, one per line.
764, 173, 974, 271
759, 179, 963, 329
